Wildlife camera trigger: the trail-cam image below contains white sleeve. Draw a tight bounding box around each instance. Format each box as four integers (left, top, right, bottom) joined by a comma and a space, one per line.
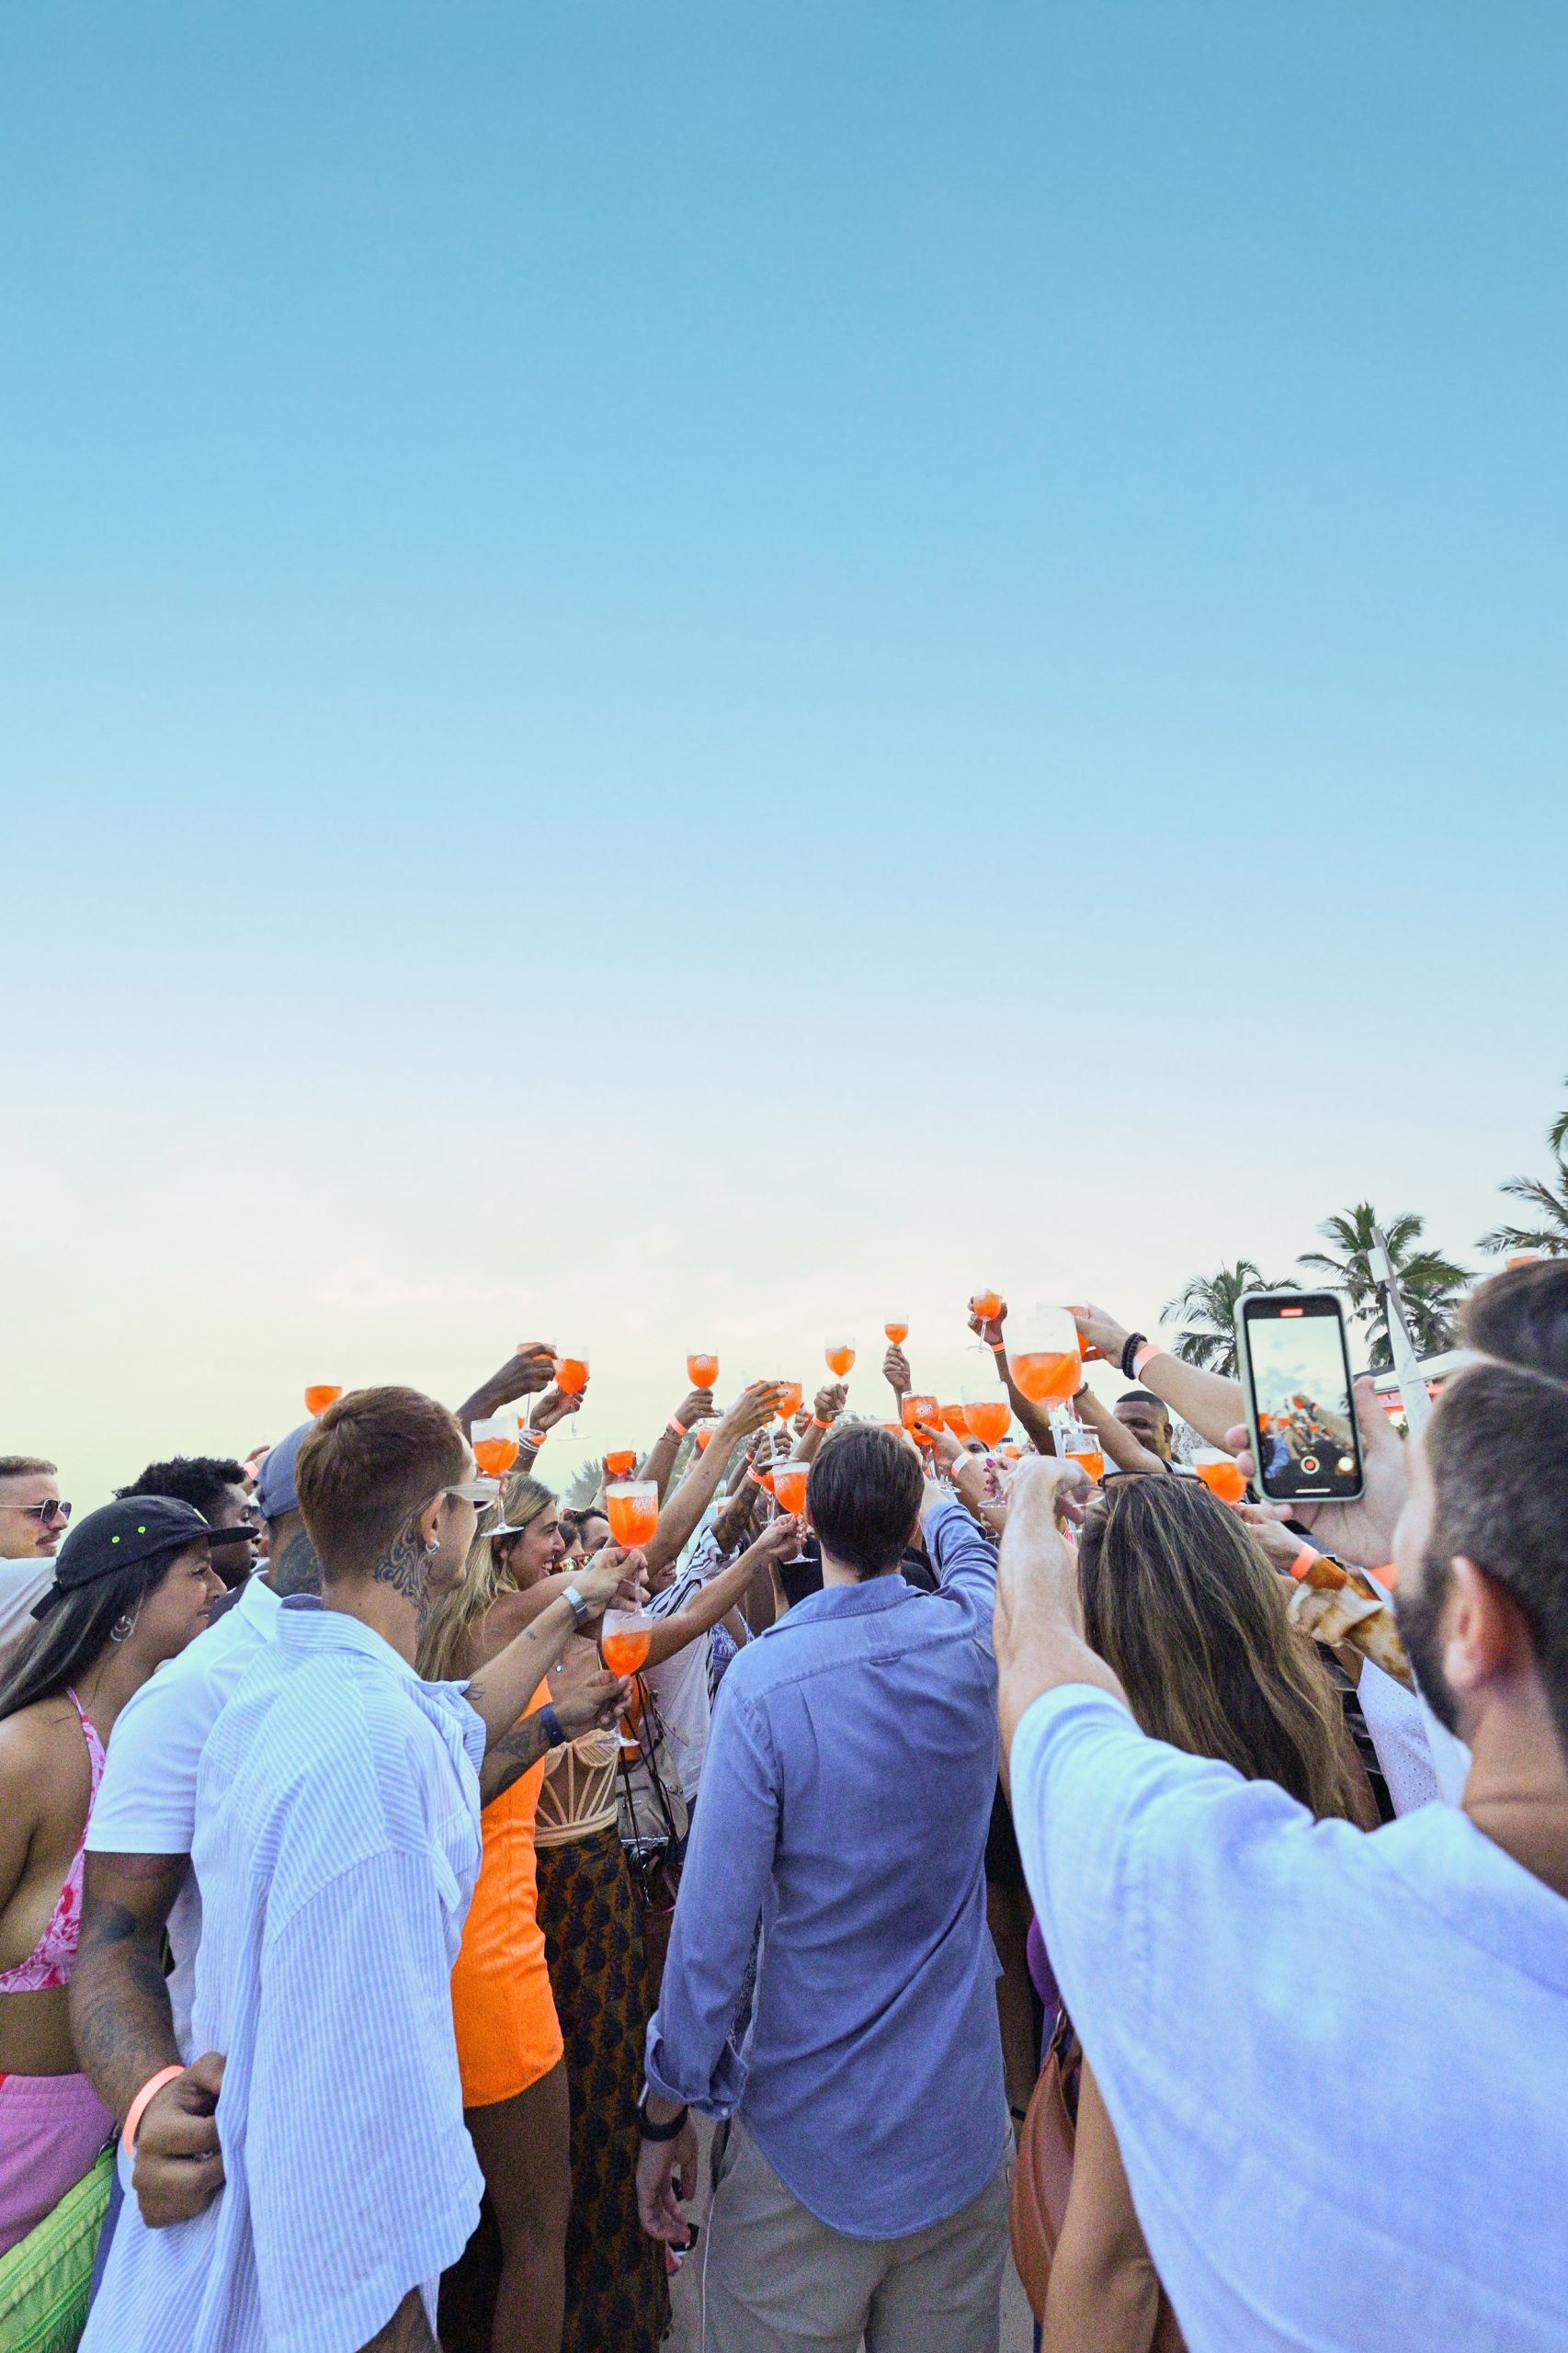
85, 1668, 208, 1856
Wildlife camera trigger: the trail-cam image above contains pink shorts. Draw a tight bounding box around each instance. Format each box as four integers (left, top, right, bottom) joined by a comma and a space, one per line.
0, 2071, 114, 2256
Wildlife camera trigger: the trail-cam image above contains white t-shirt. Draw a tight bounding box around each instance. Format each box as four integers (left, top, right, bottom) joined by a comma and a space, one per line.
0, 1559, 54, 1663
86, 1572, 281, 2057
1011, 1685, 1568, 2352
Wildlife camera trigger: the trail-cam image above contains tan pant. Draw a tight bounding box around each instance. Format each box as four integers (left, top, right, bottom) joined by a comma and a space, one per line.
699, 2118, 1012, 2353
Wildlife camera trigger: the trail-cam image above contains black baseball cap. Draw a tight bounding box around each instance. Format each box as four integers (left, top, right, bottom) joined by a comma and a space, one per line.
31, 1496, 218, 1619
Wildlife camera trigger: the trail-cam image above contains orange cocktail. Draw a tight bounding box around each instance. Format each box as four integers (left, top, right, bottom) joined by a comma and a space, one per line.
553, 1356, 590, 1396
970, 1290, 1005, 1323
686, 1352, 719, 1390
603, 1449, 637, 1479
600, 1610, 653, 1675
472, 1417, 520, 1479
1195, 1453, 1247, 1506
963, 1399, 1011, 1449
903, 1394, 940, 1440
774, 1381, 803, 1425
1012, 1350, 1081, 1404
304, 1383, 342, 1416
824, 1343, 856, 1380
939, 1404, 968, 1438
883, 1319, 909, 1346
605, 1481, 659, 1550
772, 1463, 809, 1518
693, 1425, 715, 1451
1066, 1444, 1105, 1483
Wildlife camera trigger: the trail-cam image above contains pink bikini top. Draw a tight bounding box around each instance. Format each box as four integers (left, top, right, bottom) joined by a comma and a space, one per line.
0, 1690, 105, 1995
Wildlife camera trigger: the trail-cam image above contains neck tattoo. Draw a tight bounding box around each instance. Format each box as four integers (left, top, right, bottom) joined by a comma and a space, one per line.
373, 1523, 432, 1637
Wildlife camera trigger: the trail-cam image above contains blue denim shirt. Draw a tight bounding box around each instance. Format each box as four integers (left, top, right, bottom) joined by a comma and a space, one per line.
644, 1498, 1009, 2240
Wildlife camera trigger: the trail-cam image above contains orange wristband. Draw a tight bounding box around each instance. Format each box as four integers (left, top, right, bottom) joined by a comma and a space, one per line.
667, 1416, 689, 1439
1289, 1545, 1321, 1582
122, 2064, 185, 2159
1131, 1342, 1167, 1380
812, 1415, 834, 1430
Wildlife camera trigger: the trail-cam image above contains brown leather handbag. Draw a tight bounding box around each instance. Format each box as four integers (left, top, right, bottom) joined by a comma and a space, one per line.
1009, 2005, 1081, 2320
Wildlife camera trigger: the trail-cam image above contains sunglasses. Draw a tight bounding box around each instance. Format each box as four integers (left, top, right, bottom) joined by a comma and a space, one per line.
448, 1478, 501, 1507
5, 1500, 72, 1526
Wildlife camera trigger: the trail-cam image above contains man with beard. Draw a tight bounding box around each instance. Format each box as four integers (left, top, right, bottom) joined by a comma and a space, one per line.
994, 1257, 1568, 2353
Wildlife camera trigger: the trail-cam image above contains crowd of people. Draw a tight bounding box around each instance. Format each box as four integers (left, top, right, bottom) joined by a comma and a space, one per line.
0, 1260, 1564, 2353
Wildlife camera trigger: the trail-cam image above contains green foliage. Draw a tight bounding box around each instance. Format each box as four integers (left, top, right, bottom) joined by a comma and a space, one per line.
1300, 1202, 1469, 1371
1479, 1078, 1568, 1259
1161, 1261, 1297, 1379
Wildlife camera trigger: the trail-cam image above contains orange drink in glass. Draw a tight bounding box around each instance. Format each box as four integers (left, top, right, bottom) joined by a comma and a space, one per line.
605, 1480, 659, 1550
686, 1352, 719, 1390
962, 1397, 1011, 1449
471, 1417, 520, 1480
1009, 1307, 1082, 1405
600, 1608, 653, 1676
603, 1449, 637, 1479
772, 1462, 809, 1518
883, 1319, 909, 1346
824, 1342, 856, 1380
1060, 1422, 1105, 1483
903, 1394, 940, 1440
939, 1404, 968, 1438
693, 1424, 716, 1452
773, 1381, 802, 1425
304, 1383, 342, 1416
553, 1356, 589, 1397
1195, 1449, 1247, 1506
969, 1290, 1005, 1324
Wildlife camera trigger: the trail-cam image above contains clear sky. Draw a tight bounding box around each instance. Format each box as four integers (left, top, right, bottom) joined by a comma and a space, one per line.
4, 2, 1565, 1506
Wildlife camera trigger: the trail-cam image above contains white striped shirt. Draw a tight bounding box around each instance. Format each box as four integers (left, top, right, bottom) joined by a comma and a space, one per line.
83, 1598, 486, 2353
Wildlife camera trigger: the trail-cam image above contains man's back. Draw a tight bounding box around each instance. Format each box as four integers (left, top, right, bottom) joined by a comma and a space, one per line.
85, 1599, 486, 2353
1015, 1688, 1568, 2352
647, 1498, 1008, 2242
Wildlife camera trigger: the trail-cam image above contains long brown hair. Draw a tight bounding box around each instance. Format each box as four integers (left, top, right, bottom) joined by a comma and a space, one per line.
1078, 1476, 1360, 1822
417, 1474, 554, 1686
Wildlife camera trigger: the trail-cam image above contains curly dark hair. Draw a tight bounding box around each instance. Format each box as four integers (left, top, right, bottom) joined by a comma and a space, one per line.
117, 1457, 247, 1521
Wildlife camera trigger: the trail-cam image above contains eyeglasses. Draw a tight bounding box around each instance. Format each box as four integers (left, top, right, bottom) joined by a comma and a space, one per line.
2, 1500, 72, 1526
447, 1478, 501, 1506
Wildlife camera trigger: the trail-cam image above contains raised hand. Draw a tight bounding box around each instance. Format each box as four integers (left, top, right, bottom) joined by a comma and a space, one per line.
574, 1545, 650, 1617
530, 1384, 584, 1436
555, 1669, 630, 1738
1227, 1375, 1407, 1571
882, 1344, 912, 1398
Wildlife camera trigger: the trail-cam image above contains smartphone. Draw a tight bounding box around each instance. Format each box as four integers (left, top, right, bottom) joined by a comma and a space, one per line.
1234, 1290, 1365, 1504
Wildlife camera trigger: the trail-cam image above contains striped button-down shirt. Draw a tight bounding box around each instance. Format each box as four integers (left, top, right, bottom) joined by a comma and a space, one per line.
83, 1598, 486, 2353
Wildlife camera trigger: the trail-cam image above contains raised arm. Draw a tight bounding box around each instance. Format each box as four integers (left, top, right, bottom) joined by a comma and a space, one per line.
637, 1389, 721, 1506
1071, 1382, 1166, 1477
1071, 1302, 1244, 1449
994, 1458, 1127, 1766
642, 1382, 784, 1578
642, 1519, 801, 1667
453, 1342, 558, 1438
789, 1381, 846, 1466
967, 1309, 1058, 1456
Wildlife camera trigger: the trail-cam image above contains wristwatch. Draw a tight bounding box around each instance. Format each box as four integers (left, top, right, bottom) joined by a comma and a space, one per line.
636, 2084, 690, 2142
562, 1583, 592, 1631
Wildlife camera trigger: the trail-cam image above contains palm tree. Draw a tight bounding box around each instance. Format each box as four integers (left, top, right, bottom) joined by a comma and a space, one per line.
1161, 1261, 1296, 1378
1478, 1078, 1568, 1258
1300, 1203, 1469, 1370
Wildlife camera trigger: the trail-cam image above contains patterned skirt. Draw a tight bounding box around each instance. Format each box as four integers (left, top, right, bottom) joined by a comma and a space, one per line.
535, 1821, 670, 2353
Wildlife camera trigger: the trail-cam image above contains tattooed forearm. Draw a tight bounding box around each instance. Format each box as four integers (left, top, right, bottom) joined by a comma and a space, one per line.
358, 2288, 438, 2351
269, 1524, 322, 1598
477, 1712, 553, 1807
71, 1855, 188, 2115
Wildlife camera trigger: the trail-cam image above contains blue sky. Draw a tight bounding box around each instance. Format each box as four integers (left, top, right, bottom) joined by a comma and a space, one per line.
4, 3, 1565, 1500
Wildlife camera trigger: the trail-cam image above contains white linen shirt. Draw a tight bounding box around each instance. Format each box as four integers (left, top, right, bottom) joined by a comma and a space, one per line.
86, 1570, 282, 2056
1011, 1686, 1568, 2353
83, 1599, 486, 2353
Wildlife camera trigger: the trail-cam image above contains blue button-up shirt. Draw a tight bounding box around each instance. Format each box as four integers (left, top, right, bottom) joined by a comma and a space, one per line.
645, 1497, 1008, 2240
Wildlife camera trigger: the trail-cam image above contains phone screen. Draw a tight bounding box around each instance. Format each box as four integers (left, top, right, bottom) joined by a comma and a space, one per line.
1239, 1292, 1364, 1502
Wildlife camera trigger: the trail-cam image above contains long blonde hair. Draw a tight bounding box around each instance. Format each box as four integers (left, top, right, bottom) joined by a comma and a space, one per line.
418, 1473, 554, 1685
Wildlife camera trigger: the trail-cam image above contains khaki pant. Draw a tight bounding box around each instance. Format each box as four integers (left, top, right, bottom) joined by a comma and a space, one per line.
699, 2118, 1012, 2353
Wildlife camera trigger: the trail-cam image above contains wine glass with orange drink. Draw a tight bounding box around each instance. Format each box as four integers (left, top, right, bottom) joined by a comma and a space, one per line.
471, 1416, 520, 1481
599, 1609, 653, 1676
686, 1352, 719, 1393
1006, 1307, 1083, 1413
304, 1383, 342, 1416
604, 1479, 659, 1551
1194, 1448, 1248, 1506
883, 1318, 909, 1347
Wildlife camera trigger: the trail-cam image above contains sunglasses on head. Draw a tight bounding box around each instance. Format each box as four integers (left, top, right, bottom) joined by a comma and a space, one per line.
6, 1500, 72, 1526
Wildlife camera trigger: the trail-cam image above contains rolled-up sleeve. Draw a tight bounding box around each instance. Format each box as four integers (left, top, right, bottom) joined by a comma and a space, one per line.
644, 1684, 780, 2116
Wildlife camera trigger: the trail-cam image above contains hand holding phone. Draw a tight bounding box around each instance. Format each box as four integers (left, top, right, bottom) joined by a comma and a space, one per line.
1234, 1291, 1365, 1505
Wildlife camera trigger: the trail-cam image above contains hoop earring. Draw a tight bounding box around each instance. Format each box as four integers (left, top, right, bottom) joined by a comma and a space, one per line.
110, 1613, 135, 1643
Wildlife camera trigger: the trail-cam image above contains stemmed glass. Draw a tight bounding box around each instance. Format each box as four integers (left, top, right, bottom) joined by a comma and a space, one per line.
605, 1480, 659, 1550
304, 1383, 342, 1416
883, 1318, 909, 1347
600, 1609, 653, 1675
686, 1352, 719, 1393
1006, 1307, 1082, 1410
471, 1416, 520, 1481
1194, 1449, 1247, 1506
1058, 1419, 1105, 1483
824, 1340, 856, 1384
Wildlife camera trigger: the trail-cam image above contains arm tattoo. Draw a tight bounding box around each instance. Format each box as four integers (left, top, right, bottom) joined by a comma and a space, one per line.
71, 1854, 189, 2115
270, 1527, 321, 1598
477, 1712, 552, 1807
358, 2288, 438, 2351
372, 1524, 432, 1638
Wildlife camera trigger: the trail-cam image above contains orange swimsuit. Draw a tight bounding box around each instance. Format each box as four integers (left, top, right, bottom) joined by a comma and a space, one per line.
450, 1680, 564, 2109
